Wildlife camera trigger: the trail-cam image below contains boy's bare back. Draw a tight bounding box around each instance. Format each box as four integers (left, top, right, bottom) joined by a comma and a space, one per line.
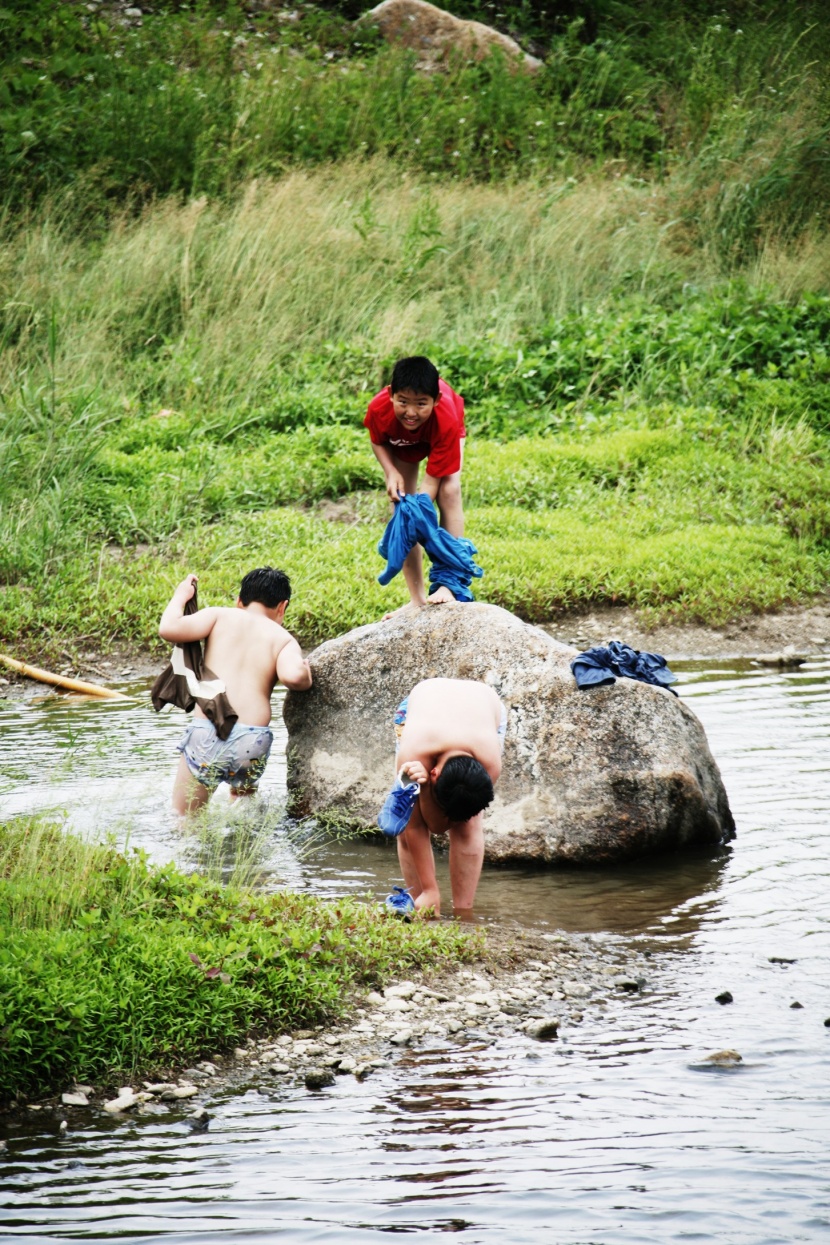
202, 608, 301, 726
158, 573, 311, 728
398, 678, 503, 778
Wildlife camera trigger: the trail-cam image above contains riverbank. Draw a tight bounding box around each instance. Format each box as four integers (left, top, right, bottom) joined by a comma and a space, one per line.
0, 816, 489, 1106
1, 919, 648, 1122
2, 599, 828, 704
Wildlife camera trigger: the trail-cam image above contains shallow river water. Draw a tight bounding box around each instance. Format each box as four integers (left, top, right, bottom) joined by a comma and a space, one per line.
1, 656, 829, 1243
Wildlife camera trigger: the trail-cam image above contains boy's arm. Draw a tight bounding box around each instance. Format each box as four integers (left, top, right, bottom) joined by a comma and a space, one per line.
370, 443, 407, 503
158, 575, 220, 643
276, 637, 312, 691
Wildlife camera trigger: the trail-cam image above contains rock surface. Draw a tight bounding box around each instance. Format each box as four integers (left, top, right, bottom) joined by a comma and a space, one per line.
284, 602, 735, 864
360, 0, 542, 73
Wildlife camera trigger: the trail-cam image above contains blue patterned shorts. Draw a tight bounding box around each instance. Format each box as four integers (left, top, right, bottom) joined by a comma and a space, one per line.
177, 719, 274, 793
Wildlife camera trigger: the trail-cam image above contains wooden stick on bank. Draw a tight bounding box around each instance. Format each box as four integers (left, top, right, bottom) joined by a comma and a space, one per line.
0, 654, 129, 700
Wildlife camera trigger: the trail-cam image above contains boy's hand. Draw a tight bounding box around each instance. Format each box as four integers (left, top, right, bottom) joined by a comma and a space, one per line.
173, 573, 198, 603
399, 760, 428, 785
385, 472, 406, 504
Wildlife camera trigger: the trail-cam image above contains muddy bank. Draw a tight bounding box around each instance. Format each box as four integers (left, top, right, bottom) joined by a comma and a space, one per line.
1, 925, 648, 1123
543, 597, 830, 660
2, 600, 829, 705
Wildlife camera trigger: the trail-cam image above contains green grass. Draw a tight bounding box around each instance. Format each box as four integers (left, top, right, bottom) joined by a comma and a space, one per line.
1, 4, 829, 652
3, 0, 828, 234
3, 408, 829, 653
0, 815, 483, 1102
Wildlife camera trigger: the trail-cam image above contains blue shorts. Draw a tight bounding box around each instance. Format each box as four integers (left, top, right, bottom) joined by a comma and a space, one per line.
177, 719, 273, 793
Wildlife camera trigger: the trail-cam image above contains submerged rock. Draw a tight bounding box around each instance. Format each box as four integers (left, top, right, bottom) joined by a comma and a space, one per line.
524, 1017, 560, 1041
284, 603, 735, 864
304, 1067, 335, 1091
360, 0, 542, 73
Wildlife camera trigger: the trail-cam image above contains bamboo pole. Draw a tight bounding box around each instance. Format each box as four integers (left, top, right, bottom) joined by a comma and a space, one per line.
0, 654, 129, 700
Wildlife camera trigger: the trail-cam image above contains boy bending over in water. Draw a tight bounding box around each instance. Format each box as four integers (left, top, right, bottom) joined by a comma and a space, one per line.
380, 678, 506, 917
159, 567, 312, 815
364, 355, 466, 611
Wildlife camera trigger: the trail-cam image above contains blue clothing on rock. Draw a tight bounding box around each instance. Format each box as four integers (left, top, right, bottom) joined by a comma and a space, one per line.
377, 493, 483, 602
571, 641, 678, 694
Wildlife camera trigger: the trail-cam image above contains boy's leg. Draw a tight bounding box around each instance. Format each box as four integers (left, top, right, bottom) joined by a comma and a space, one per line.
396, 803, 441, 915
385, 455, 427, 613
172, 754, 211, 816
435, 446, 465, 537
447, 812, 484, 914
429, 445, 465, 604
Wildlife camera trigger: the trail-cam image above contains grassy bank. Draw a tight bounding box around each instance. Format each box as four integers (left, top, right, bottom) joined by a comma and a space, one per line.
0, 815, 483, 1102
2, 166, 830, 652
4, 1, 829, 224
1, 4, 829, 653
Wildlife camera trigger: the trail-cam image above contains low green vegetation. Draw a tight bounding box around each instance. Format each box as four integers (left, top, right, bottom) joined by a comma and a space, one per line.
1, 2, 829, 653
0, 815, 483, 1102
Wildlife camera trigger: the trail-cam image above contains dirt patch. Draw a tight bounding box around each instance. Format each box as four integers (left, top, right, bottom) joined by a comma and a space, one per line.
543, 597, 830, 660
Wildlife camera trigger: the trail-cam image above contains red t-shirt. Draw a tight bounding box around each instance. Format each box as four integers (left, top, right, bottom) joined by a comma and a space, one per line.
363, 378, 466, 478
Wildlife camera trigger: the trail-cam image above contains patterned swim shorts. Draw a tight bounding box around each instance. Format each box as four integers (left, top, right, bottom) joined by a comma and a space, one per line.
177, 719, 274, 793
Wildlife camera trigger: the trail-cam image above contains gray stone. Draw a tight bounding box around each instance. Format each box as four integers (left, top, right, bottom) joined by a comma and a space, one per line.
161, 1085, 199, 1101
359, 0, 542, 73
704, 1050, 742, 1065
103, 1090, 138, 1113
525, 1017, 560, 1041
61, 1091, 88, 1107
284, 603, 735, 864
384, 981, 418, 999
304, 1067, 336, 1090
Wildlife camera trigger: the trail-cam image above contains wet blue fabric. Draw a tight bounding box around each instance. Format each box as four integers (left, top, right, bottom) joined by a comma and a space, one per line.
571, 641, 678, 694
377, 493, 484, 602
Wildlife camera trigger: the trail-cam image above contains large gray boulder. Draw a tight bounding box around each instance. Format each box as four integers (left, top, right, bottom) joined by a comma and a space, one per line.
360, 0, 543, 73
283, 603, 735, 864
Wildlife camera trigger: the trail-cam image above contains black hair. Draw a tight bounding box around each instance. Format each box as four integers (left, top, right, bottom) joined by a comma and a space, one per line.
239, 567, 291, 608
390, 356, 440, 400
433, 756, 494, 822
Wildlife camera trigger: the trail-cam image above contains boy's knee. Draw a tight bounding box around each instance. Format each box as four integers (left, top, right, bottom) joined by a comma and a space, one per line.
438, 475, 462, 508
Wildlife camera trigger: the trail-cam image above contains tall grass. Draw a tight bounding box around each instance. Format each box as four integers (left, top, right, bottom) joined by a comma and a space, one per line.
4, 162, 830, 420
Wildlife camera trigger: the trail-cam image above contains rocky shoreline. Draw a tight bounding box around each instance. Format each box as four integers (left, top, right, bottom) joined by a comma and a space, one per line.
1, 926, 648, 1129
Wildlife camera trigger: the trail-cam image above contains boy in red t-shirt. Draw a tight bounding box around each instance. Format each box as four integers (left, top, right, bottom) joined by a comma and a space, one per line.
364, 356, 466, 610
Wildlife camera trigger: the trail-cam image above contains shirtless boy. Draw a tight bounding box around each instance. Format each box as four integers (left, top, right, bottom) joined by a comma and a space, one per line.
158, 568, 312, 815
380, 678, 506, 917
364, 356, 466, 610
